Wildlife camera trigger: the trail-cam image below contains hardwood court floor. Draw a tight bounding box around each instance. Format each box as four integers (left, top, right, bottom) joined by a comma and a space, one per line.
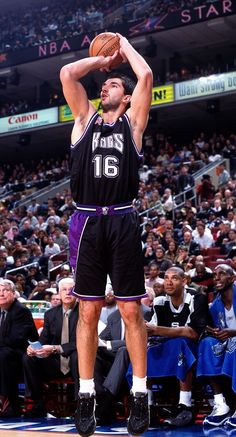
0, 418, 233, 437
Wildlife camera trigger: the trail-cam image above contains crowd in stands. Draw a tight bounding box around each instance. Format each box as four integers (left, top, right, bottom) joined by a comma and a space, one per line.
165, 57, 236, 84
0, 130, 233, 209
0, 79, 65, 118
0, 156, 70, 198
0, 0, 119, 52
0, 91, 65, 118
1, 166, 236, 424
0, 129, 235, 218
138, 130, 236, 212
0, 99, 30, 118
1, 0, 236, 427
1, 126, 236, 424
0, 0, 224, 52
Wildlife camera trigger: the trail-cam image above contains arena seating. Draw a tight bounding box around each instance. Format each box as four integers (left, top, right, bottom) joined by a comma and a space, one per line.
1, 0, 236, 424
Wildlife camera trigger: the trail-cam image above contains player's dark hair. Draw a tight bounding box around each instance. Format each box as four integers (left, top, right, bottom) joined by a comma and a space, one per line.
106, 71, 136, 95
166, 267, 185, 279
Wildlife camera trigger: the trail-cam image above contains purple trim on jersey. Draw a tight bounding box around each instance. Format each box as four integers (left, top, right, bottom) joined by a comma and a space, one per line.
70, 288, 146, 301
76, 202, 134, 216
123, 113, 144, 158
70, 288, 105, 300
69, 212, 88, 270
114, 292, 147, 301
69, 287, 77, 297
78, 295, 105, 301
70, 112, 99, 149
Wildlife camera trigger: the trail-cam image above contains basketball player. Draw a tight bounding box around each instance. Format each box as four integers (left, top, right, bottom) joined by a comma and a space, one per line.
60, 32, 153, 436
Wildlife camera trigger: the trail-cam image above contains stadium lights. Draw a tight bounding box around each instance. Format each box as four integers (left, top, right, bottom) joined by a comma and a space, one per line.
130, 36, 147, 46
0, 68, 11, 75
61, 52, 76, 60
207, 17, 225, 26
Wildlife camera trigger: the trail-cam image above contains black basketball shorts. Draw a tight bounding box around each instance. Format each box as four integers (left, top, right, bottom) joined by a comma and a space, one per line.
69, 208, 146, 300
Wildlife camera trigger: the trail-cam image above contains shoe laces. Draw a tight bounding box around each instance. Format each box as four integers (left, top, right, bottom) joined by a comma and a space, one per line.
79, 395, 95, 420
211, 403, 228, 416
131, 393, 147, 419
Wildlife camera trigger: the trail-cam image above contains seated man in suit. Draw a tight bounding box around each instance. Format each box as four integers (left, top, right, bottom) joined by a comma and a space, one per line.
0, 278, 38, 417
144, 267, 208, 427
95, 305, 151, 425
23, 277, 79, 417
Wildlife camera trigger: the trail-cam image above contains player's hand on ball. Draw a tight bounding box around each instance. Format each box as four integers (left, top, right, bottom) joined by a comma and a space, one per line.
89, 32, 123, 68
99, 51, 119, 72
116, 33, 129, 62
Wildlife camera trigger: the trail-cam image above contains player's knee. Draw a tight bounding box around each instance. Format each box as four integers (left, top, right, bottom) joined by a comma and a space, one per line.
79, 300, 103, 326
118, 300, 142, 325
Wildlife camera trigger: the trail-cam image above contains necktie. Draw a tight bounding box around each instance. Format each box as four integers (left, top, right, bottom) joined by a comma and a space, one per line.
60, 312, 70, 375
0, 311, 6, 337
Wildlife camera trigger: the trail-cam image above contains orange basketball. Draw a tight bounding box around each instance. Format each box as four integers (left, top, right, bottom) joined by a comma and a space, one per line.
89, 32, 123, 68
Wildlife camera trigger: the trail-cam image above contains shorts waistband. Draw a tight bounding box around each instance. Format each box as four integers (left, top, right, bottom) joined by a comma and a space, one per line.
76, 202, 134, 216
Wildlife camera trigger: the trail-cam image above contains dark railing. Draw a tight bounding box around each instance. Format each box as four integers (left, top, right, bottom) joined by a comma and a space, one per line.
5, 261, 39, 278
48, 246, 70, 278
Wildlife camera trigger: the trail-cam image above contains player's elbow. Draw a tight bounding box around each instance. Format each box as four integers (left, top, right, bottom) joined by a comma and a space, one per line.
137, 67, 152, 83
146, 68, 153, 81
141, 69, 153, 97
60, 65, 72, 83
143, 68, 153, 87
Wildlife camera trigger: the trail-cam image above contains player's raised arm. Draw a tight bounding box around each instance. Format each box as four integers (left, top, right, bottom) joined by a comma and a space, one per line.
60, 55, 117, 123
118, 34, 153, 149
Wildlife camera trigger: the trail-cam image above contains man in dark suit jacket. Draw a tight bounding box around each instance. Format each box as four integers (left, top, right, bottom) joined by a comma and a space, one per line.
0, 278, 38, 418
95, 305, 151, 424
177, 165, 195, 199
23, 277, 79, 417
182, 231, 200, 256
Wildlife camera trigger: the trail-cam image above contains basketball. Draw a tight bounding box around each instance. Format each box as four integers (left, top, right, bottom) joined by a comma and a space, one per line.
89, 32, 123, 67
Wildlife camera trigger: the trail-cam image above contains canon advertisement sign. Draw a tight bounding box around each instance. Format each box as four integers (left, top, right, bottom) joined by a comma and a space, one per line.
1, 107, 58, 134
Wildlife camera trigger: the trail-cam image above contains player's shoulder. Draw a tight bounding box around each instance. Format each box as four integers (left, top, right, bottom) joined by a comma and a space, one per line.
71, 110, 99, 147
74, 107, 98, 128
184, 291, 194, 303
153, 295, 169, 307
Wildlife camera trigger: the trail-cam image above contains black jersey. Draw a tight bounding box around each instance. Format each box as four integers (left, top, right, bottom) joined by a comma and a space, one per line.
70, 112, 142, 205
151, 291, 207, 335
